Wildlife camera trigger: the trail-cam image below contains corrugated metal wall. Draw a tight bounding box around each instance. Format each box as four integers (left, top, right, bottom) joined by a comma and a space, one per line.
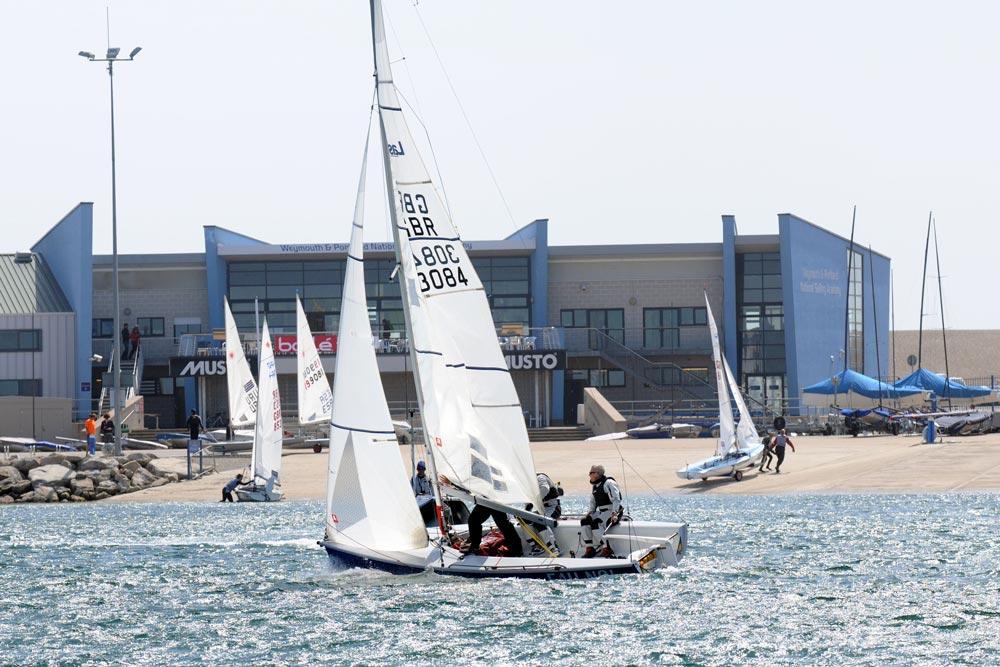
0, 313, 78, 400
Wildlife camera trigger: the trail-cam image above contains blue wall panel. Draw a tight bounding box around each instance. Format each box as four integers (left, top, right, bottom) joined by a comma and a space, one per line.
32, 203, 94, 417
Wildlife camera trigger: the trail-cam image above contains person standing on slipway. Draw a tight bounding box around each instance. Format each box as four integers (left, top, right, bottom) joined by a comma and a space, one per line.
772, 429, 795, 473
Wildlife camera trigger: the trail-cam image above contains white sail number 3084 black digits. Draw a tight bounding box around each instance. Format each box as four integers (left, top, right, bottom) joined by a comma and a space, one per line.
398, 191, 469, 294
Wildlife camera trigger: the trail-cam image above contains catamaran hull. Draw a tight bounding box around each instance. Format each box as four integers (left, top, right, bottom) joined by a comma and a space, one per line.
676, 445, 765, 481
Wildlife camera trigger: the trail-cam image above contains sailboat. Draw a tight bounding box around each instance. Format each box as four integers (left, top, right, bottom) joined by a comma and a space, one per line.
319, 0, 687, 578
290, 295, 335, 453
236, 319, 284, 502
677, 294, 765, 482
202, 297, 260, 452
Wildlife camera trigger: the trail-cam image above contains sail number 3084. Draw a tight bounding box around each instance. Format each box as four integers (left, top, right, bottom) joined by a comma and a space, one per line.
398, 192, 469, 293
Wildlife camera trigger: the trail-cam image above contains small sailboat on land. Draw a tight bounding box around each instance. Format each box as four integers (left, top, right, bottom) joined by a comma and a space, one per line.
677, 294, 764, 482
320, 0, 687, 578
236, 319, 283, 502
291, 295, 334, 452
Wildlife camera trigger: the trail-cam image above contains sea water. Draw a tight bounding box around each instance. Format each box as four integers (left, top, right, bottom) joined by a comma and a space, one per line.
2, 493, 998, 667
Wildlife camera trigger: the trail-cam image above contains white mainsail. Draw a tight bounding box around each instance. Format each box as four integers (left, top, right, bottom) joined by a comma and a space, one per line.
325, 138, 427, 550
224, 297, 258, 428
372, 0, 540, 508
705, 295, 737, 457
725, 360, 760, 450
295, 296, 333, 425
252, 319, 283, 486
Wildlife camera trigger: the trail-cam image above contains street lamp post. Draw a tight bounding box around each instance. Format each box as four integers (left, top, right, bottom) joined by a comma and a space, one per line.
79, 46, 141, 457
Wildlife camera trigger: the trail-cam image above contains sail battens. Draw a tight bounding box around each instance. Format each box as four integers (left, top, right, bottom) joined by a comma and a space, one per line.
378, 104, 402, 112
375, 0, 541, 508
401, 234, 461, 243
471, 402, 522, 409
347, 253, 364, 263
331, 422, 395, 436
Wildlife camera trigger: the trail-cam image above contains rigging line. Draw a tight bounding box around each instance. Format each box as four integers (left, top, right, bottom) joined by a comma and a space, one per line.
392, 87, 455, 222
611, 443, 636, 556
610, 438, 688, 526
408, 3, 529, 248
381, 0, 453, 220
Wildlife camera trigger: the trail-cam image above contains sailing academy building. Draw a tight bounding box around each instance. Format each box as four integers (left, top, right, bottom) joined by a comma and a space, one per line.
2, 204, 891, 430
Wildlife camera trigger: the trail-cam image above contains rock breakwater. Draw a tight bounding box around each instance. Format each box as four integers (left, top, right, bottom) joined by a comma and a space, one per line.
0, 452, 187, 503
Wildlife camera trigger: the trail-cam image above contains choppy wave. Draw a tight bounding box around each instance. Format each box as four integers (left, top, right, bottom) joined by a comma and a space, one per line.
2, 494, 999, 666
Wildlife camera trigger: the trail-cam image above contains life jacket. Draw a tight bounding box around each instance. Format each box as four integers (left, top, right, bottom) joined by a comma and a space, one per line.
538, 472, 561, 502
591, 476, 616, 507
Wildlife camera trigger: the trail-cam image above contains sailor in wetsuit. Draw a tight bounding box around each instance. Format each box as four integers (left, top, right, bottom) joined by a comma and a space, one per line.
580, 464, 622, 558
526, 471, 563, 556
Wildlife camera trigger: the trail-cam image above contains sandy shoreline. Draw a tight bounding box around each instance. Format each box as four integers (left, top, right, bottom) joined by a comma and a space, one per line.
106, 431, 1000, 503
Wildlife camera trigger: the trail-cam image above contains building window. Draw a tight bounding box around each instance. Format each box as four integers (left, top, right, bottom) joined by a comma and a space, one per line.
92, 318, 115, 338
569, 369, 626, 388
136, 317, 165, 337
173, 322, 203, 338
0, 329, 42, 352
737, 251, 785, 384
0, 379, 42, 396
228, 256, 532, 336
473, 256, 532, 328
847, 249, 864, 372
560, 308, 624, 344
643, 307, 707, 348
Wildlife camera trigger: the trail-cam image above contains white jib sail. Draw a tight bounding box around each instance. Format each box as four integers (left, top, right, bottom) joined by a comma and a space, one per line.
705, 294, 737, 457
253, 319, 283, 486
224, 297, 258, 428
372, 0, 541, 508
725, 359, 760, 450
296, 296, 333, 425
325, 137, 427, 550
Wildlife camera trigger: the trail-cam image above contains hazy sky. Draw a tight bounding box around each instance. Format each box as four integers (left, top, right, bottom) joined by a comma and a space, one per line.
2, 1, 997, 330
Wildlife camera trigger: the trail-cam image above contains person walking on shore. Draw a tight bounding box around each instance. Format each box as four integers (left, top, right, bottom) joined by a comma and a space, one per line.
84, 413, 97, 456
99, 413, 114, 452
773, 429, 795, 473
759, 432, 775, 472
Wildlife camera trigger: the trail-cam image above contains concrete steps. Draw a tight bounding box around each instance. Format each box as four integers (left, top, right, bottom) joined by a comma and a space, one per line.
527, 426, 593, 442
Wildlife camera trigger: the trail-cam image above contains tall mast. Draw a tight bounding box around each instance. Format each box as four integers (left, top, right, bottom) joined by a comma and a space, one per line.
890, 268, 897, 384
868, 246, 882, 408
370, 0, 448, 539
917, 211, 932, 369
843, 206, 856, 375
933, 218, 951, 406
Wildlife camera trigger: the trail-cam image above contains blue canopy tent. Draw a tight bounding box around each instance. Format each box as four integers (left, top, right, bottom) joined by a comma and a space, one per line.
892, 368, 994, 404
802, 369, 925, 408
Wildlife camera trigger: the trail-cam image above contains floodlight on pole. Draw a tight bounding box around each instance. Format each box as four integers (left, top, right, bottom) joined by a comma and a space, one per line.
78, 44, 141, 456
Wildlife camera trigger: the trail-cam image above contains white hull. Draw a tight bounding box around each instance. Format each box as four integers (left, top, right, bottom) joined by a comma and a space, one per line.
676, 444, 765, 481
236, 486, 283, 502
323, 518, 686, 579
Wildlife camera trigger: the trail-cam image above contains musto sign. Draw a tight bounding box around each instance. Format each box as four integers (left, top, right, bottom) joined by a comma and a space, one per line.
503, 350, 566, 371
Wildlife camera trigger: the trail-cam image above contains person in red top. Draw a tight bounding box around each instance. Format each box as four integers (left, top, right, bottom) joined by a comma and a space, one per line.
84, 413, 97, 455
129, 326, 141, 359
